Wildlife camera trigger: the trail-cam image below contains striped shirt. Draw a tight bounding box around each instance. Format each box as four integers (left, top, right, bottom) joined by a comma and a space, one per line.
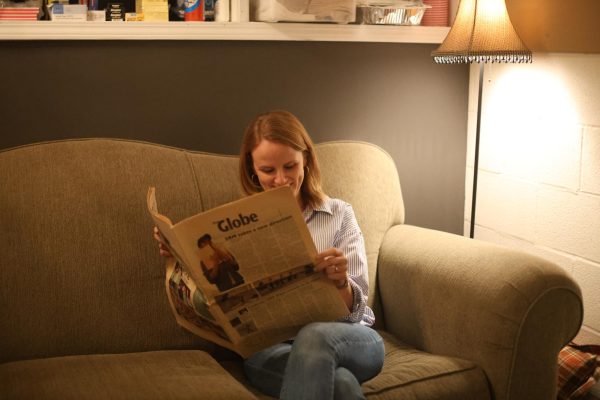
303, 197, 375, 326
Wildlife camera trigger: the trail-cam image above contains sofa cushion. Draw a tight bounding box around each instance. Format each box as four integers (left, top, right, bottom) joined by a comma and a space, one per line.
219, 331, 490, 400
0, 350, 257, 400
362, 331, 491, 399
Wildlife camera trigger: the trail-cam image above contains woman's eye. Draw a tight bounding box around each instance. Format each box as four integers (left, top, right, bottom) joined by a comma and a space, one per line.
284, 164, 297, 170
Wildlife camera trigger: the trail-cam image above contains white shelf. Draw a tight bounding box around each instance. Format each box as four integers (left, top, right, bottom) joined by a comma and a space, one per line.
0, 21, 449, 43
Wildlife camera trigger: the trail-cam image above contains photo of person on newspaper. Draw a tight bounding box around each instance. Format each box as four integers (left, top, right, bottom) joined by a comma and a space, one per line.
197, 233, 245, 292
154, 109, 384, 400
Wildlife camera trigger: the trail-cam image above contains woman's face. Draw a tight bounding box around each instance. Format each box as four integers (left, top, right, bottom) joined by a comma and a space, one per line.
251, 139, 305, 206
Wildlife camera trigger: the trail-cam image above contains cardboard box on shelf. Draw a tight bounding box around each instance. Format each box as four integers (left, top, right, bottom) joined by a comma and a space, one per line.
135, 0, 168, 21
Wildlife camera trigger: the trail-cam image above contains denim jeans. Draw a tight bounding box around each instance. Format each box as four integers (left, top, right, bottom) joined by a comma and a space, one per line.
243, 322, 385, 400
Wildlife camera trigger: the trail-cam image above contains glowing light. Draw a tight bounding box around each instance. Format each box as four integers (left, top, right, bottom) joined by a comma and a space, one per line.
481, 64, 580, 187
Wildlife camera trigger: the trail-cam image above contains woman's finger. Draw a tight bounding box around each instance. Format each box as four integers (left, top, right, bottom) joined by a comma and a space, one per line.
315, 248, 342, 263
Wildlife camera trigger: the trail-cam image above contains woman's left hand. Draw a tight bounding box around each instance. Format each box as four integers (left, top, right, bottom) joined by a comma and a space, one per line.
314, 248, 349, 289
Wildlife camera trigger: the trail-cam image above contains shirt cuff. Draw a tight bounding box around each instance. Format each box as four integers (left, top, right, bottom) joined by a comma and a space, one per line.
337, 279, 366, 324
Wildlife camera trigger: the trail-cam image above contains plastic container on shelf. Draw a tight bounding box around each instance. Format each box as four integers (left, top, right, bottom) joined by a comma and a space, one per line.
356, 0, 430, 25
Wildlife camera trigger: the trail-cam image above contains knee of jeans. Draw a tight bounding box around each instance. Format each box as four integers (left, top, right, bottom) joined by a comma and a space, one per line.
300, 321, 339, 338
295, 322, 336, 350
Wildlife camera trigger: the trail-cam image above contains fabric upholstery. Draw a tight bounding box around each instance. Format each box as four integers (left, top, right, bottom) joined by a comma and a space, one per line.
0, 350, 256, 400
0, 139, 238, 363
378, 224, 583, 400
316, 141, 404, 328
0, 138, 583, 400
363, 332, 490, 400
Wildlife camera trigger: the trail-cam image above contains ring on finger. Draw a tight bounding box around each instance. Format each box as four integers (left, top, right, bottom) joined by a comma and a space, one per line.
334, 265, 339, 272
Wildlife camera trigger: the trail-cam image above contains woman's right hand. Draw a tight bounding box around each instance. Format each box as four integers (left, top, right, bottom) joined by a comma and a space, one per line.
153, 226, 174, 259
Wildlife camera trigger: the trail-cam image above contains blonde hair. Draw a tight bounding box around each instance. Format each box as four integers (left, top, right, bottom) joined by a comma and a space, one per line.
239, 110, 325, 209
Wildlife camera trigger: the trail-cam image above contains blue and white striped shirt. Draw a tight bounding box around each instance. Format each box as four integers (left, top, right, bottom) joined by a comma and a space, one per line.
303, 197, 375, 326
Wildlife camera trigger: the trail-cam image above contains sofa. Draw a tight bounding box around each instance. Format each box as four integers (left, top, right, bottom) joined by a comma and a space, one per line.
0, 138, 583, 400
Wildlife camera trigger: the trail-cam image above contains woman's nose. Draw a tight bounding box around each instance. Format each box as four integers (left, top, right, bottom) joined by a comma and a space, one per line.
273, 170, 287, 185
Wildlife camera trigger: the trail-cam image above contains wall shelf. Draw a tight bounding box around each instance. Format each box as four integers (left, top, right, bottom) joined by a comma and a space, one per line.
0, 21, 449, 43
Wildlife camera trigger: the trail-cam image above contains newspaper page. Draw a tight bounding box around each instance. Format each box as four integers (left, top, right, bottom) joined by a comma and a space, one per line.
147, 186, 349, 358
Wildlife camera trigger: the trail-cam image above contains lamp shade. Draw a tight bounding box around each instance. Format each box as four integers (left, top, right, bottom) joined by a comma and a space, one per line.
432, 0, 532, 63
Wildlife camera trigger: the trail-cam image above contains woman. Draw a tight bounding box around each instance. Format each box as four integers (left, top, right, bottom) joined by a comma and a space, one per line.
155, 110, 384, 400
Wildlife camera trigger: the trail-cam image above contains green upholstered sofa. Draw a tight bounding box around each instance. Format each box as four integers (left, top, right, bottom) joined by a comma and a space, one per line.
0, 138, 583, 400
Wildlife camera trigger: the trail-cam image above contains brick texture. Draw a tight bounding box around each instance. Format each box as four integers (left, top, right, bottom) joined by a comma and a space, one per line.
467, 54, 600, 344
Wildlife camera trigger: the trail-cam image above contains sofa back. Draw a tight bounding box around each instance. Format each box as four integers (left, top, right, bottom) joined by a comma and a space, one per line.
0, 139, 404, 363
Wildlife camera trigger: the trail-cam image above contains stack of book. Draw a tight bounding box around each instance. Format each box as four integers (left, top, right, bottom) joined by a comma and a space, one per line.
0, 7, 39, 20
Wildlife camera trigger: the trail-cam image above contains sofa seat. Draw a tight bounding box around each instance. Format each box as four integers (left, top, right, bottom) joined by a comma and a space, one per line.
362, 332, 491, 399
221, 331, 491, 400
0, 350, 256, 400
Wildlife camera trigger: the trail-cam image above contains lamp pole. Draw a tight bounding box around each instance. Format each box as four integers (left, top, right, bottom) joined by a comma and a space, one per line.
470, 63, 484, 239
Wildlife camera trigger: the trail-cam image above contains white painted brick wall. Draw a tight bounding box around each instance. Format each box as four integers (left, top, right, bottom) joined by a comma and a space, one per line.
477, 172, 536, 239
466, 54, 600, 344
582, 126, 600, 194
536, 188, 600, 261
572, 258, 600, 329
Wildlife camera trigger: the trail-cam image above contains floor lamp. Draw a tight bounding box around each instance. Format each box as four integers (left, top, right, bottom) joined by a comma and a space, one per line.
432, 0, 531, 238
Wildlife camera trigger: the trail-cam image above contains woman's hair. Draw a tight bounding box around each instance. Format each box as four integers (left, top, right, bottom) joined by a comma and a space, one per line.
239, 110, 325, 209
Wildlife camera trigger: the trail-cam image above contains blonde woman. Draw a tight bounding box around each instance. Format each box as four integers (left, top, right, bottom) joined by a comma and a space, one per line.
156, 110, 384, 400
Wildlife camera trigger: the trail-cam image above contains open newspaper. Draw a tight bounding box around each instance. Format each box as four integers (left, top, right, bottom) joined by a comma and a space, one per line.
147, 186, 349, 358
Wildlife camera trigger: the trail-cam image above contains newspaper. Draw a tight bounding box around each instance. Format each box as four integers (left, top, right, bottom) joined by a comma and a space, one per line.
147, 186, 349, 358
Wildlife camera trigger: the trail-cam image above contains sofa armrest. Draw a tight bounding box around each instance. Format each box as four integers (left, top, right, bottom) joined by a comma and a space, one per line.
378, 224, 583, 400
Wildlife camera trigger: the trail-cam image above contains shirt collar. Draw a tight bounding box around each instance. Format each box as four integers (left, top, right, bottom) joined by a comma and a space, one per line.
302, 197, 333, 220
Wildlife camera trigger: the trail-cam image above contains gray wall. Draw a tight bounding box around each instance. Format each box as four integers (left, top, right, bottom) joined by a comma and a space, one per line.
0, 40, 468, 234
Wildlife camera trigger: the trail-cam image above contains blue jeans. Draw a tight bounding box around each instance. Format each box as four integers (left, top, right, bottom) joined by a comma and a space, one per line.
244, 322, 385, 400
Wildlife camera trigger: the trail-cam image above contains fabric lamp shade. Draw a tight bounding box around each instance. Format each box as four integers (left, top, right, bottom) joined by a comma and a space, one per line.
432, 0, 532, 63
